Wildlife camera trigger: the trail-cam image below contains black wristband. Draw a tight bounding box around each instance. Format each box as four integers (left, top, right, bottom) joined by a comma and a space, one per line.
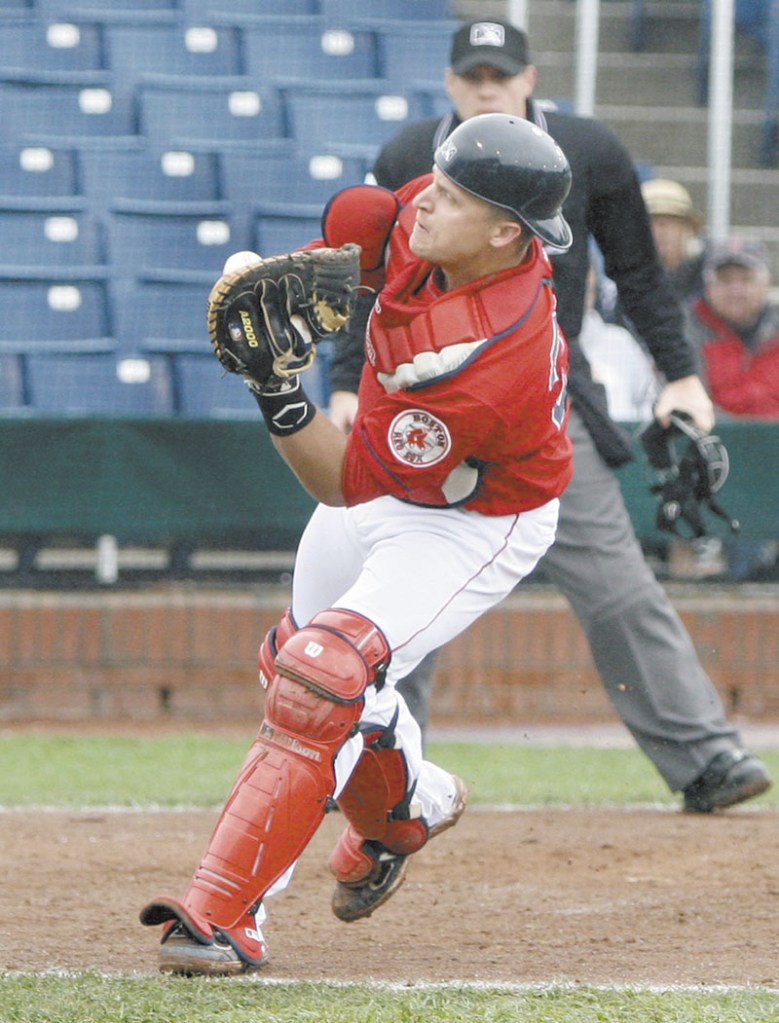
250, 379, 317, 436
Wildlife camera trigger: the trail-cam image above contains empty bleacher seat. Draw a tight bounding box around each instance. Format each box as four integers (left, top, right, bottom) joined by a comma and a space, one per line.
0, 18, 105, 79
25, 351, 173, 416
0, 144, 79, 206
115, 280, 209, 355
419, 84, 453, 120
0, 80, 137, 145
35, 0, 178, 13
138, 79, 285, 147
0, 279, 114, 354
174, 350, 329, 418
79, 146, 221, 209
321, 0, 451, 26
374, 22, 458, 83
0, 209, 106, 276
0, 355, 25, 412
174, 354, 259, 417
252, 208, 322, 256
183, 0, 319, 18
104, 23, 242, 91
240, 17, 378, 82
219, 149, 365, 208
108, 207, 250, 283
283, 81, 429, 149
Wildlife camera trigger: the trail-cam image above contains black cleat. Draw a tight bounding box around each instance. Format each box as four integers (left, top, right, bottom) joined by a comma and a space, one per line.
331, 775, 468, 922
683, 750, 772, 813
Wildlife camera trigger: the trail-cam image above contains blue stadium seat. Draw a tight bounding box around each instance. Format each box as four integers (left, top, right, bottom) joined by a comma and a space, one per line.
138, 79, 285, 147
374, 22, 457, 83
174, 350, 330, 417
283, 82, 429, 149
0, 81, 137, 145
108, 207, 251, 283
240, 17, 378, 82
79, 146, 221, 209
174, 354, 260, 418
219, 149, 365, 208
0, 355, 25, 412
0, 144, 79, 206
0, 279, 114, 353
0, 209, 106, 276
25, 351, 174, 416
252, 208, 322, 256
35, 0, 178, 13
183, 0, 319, 18
417, 84, 452, 119
0, 18, 105, 77
104, 23, 242, 92
321, 0, 451, 26
115, 280, 209, 354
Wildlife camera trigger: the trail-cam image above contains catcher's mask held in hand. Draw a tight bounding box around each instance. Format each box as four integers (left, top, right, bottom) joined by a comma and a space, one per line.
207, 244, 362, 392
639, 411, 740, 539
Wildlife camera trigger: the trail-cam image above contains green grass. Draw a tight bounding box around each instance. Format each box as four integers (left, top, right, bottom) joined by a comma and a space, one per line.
0, 732, 778, 809
0, 975, 777, 1023
2, 732, 777, 1020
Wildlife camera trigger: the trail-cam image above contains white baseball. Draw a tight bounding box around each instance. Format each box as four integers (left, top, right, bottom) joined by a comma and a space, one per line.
222, 250, 262, 274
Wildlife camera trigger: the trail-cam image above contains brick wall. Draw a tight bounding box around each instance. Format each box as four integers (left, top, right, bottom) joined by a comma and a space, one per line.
1, 586, 777, 724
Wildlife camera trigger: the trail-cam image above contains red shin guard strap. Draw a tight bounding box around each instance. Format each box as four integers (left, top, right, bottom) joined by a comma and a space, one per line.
257, 607, 297, 690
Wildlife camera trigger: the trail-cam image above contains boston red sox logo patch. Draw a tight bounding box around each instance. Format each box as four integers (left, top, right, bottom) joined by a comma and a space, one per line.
388, 409, 451, 467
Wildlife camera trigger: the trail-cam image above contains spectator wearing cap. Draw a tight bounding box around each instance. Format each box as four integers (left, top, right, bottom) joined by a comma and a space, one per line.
685, 238, 779, 420
641, 178, 706, 301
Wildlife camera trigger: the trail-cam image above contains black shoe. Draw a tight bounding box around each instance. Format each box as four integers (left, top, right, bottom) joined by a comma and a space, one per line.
331, 775, 468, 922
683, 750, 772, 813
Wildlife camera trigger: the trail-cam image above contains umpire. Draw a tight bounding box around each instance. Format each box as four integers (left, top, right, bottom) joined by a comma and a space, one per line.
327, 18, 771, 812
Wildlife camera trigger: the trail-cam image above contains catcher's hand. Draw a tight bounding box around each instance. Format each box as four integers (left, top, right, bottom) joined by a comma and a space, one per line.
206, 244, 361, 392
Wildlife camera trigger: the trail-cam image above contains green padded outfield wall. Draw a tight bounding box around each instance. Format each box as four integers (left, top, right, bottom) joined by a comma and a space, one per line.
1, 419, 776, 546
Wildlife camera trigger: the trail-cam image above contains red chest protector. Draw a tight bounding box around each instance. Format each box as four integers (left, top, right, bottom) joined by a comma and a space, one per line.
367, 203, 555, 392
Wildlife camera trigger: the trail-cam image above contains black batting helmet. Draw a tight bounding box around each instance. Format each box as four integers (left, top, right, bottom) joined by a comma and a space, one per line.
434, 113, 573, 250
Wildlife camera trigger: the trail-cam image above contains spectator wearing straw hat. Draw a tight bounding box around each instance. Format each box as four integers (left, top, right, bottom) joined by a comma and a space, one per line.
641, 178, 706, 302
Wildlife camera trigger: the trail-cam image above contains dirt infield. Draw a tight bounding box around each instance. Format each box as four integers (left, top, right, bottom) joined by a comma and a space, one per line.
3, 803, 778, 986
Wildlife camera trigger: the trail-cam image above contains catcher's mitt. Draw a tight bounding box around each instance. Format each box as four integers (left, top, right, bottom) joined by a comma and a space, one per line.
639, 411, 740, 539
206, 243, 361, 392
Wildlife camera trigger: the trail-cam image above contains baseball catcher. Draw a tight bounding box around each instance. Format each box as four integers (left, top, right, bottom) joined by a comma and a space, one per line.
640, 411, 740, 538
206, 244, 361, 432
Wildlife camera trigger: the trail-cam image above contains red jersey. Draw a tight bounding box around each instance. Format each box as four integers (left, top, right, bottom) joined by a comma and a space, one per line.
691, 297, 779, 420
339, 178, 573, 515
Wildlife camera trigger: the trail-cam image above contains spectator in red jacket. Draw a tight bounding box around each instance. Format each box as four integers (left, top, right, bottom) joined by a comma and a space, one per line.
685, 238, 779, 419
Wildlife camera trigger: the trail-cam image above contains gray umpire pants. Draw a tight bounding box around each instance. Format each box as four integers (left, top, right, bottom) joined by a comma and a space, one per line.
398, 407, 743, 792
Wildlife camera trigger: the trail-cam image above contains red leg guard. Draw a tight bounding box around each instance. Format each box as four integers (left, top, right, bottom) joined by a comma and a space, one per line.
328, 729, 428, 886
141, 609, 390, 958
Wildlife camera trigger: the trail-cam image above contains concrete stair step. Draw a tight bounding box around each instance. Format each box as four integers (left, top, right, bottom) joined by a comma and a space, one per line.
596, 103, 767, 171
536, 50, 765, 110
652, 163, 779, 234
526, 0, 701, 56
